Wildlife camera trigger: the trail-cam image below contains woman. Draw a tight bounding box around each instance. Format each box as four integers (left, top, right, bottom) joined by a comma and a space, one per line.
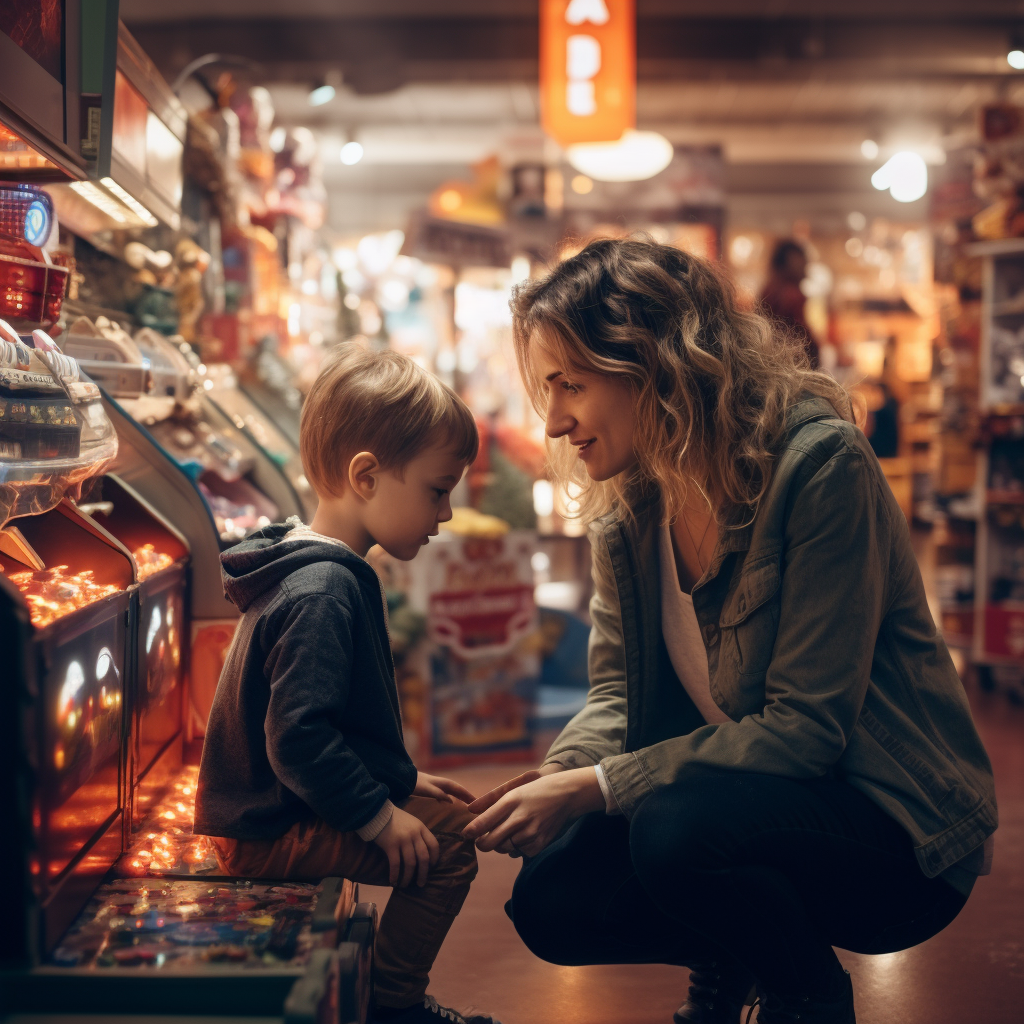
462, 239, 997, 1024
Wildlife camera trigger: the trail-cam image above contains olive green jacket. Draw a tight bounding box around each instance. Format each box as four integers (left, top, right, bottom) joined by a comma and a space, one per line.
544, 396, 997, 882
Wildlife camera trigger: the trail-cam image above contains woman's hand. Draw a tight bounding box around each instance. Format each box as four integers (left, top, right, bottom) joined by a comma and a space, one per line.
465, 763, 566, 817
372, 806, 439, 887
413, 771, 476, 805
461, 766, 605, 858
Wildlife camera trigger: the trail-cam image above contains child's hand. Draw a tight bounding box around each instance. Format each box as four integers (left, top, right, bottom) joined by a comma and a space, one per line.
414, 771, 476, 805
372, 807, 440, 887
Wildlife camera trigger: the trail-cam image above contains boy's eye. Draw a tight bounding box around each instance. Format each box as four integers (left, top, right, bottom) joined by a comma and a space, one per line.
433, 488, 448, 499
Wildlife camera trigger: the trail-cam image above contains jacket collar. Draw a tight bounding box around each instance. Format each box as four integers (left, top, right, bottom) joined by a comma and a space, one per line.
693, 395, 846, 582
604, 394, 844, 578
785, 393, 845, 433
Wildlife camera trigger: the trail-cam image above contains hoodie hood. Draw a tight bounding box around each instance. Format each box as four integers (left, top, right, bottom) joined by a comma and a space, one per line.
221, 519, 376, 612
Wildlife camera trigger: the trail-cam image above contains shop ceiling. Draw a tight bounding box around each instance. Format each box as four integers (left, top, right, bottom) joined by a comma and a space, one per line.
122, 0, 1024, 233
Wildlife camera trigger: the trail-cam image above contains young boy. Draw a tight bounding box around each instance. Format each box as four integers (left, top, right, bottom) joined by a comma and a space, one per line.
195, 347, 498, 1024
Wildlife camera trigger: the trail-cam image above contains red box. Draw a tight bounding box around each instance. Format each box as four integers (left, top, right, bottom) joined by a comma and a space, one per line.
983, 603, 1024, 661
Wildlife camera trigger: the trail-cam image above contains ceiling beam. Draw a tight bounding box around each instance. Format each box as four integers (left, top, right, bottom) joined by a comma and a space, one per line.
127, 16, 1021, 93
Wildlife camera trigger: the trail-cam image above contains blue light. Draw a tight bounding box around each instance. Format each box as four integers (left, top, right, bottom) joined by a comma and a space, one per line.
24, 200, 50, 246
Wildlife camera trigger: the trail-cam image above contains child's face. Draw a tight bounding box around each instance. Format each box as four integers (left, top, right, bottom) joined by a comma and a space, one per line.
367, 443, 467, 560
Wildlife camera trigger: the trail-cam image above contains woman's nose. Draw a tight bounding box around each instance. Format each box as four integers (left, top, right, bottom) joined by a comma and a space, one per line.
545, 396, 575, 439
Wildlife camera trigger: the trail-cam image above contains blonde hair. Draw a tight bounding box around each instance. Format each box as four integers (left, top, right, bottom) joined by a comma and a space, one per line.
300, 344, 478, 497
512, 237, 854, 527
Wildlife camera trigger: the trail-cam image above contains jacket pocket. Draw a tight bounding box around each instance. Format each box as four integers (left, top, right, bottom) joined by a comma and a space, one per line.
719, 557, 782, 678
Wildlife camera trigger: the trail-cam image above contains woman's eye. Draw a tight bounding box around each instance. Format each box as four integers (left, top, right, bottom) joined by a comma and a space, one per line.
561, 381, 580, 395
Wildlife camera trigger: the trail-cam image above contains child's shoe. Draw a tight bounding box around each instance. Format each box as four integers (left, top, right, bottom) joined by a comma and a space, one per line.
373, 995, 501, 1024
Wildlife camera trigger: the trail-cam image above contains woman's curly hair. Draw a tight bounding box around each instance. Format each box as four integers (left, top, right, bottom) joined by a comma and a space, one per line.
511, 236, 854, 527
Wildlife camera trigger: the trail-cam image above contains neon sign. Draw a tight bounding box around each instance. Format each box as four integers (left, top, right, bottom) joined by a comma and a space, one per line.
540, 0, 635, 147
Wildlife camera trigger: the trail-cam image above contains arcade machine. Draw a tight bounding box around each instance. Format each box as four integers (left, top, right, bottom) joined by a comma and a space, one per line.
0, 321, 375, 1023
0, 67, 371, 1019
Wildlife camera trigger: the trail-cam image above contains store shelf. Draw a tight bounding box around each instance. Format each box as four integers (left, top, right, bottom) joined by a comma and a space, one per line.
986, 490, 1024, 505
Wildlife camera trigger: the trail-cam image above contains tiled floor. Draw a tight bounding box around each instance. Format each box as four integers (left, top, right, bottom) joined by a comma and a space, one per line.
362, 683, 1024, 1024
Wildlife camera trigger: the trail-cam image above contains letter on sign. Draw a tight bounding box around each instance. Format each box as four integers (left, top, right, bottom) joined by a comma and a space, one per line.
541, 0, 635, 147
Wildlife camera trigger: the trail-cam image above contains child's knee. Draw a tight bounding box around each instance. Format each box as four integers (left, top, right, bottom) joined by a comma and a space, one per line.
436, 830, 479, 885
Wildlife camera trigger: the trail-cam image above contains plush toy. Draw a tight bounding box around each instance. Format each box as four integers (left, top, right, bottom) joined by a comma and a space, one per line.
174, 238, 211, 344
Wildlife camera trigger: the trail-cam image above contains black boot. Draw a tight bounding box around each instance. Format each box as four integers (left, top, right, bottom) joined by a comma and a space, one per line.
752, 970, 856, 1024
673, 959, 755, 1024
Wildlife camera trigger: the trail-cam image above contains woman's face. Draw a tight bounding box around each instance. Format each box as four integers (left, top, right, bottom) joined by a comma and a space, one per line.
531, 333, 637, 482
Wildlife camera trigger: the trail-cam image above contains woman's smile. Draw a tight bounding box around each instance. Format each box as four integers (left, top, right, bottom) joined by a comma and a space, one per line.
572, 437, 597, 459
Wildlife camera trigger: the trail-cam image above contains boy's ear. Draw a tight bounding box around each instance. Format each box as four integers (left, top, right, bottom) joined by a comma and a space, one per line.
348, 451, 380, 500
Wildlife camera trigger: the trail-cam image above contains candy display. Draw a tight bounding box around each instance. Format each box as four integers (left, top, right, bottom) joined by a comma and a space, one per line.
50, 878, 325, 970
2, 562, 120, 628
120, 766, 219, 877
131, 542, 174, 581
0, 322, 118, 528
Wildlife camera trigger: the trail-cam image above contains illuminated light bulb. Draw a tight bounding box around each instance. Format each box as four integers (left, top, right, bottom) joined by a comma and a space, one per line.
861, 139, 879, 159
871, 151, 928, 203
340, 141, 363, 165
438, 189, 462, 213
566, 130, 674, 182
1009, 49, 1024, 69
571, 174, 594, 194
308, 84, 336, 106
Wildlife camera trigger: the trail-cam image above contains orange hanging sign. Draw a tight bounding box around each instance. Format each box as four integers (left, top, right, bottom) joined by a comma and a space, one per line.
540, 0, 635, 147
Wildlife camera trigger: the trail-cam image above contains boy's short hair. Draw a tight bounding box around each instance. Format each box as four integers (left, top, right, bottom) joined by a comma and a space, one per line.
299, 345, 479, 497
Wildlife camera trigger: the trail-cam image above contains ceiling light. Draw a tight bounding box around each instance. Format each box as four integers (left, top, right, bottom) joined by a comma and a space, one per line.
308, 84, 336, 107
570, 174, 594, 194
566, 130, 674, 182
1009, 49, 1024, 69
871, 151, 928, 203
269, 126, 286, 153
340, 141, 364, 165
860, 139, 879, 159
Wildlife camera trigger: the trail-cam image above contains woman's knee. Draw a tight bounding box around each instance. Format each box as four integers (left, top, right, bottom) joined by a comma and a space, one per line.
509, 853, 594, 965
629, 769, 748, 885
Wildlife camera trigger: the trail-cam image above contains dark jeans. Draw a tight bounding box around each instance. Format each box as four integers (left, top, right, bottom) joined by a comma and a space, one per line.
509, 768, 970, 1002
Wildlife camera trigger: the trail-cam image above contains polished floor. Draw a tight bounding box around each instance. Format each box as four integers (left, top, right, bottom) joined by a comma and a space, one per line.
369, 533, 1024, 1024
360, 682, 1024, 1024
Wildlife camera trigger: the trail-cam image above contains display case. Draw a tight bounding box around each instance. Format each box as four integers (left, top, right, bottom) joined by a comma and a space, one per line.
206, 364, 317, 522
1, 333, 374, 1023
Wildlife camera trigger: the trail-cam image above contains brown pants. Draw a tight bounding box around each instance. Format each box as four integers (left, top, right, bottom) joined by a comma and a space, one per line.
212, 797, 477, 1008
